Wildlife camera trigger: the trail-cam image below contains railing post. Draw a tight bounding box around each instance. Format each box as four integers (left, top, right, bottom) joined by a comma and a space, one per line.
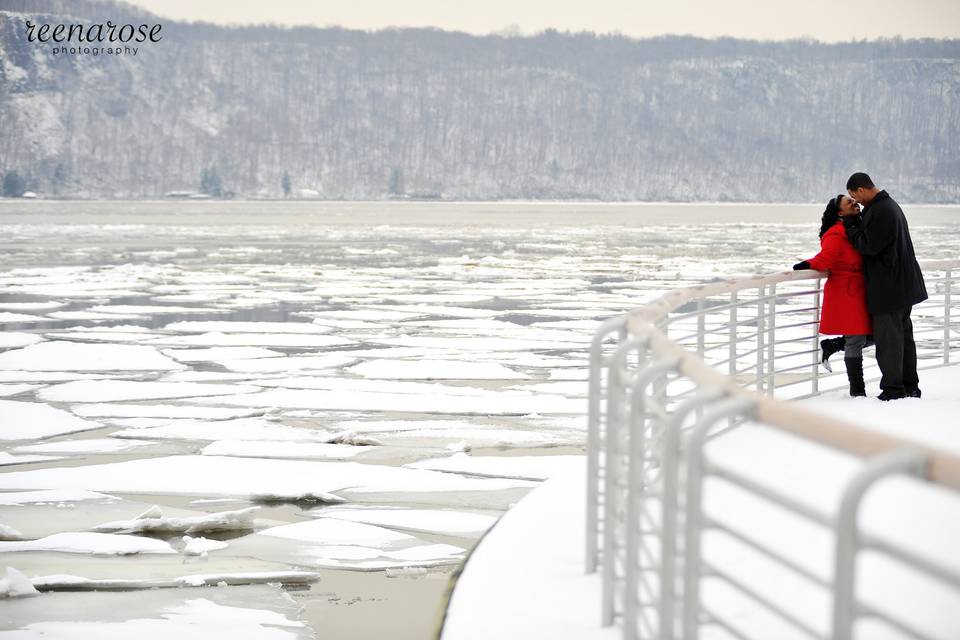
624, 358, 681, 639
657, 388, 726, 640
767, 283, 777, 394
832, 449, 928, 640
946, 269, 953, 365
602, 337, 648, 626
588, 316, 629, 573
756, 285, 765, 393
812, 276, 821, 394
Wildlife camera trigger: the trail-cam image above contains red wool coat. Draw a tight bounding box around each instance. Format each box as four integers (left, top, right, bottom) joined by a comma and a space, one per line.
805, 221, 872, 335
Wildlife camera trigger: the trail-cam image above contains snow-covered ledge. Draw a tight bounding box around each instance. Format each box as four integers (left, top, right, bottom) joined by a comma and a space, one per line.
442, 261, 960, 640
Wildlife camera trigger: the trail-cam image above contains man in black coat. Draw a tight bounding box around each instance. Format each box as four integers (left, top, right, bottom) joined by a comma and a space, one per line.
839, 172, 927, 401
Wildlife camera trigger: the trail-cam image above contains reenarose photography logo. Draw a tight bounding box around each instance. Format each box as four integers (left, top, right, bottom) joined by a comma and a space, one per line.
23, 19, 163, 57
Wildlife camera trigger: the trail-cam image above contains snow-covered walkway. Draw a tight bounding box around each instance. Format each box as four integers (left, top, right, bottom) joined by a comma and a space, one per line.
440, 364, 960, 640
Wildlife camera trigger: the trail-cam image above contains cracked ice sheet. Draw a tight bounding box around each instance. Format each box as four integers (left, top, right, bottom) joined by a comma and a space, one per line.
214, 353, 359, 373
0, 452, 64, 466
238, 518, 466, 569
0, 400, 102, 441
13, 439, 154, 455
160, 347, 284, 362
201, 440, 366, 460
111, 418, 334, 443
0, 333, 44, 349
370, 335, 585, 351
38, 381, 261, 403
162, 321, 333, 334
70, 404, 261, 419
0, 384, 40, 397
0, 312, 50, 323
313, 506, 497, 538
0, 586, 312, 640
0, 455, 535, 500
0, 342, 184, 372
346, 359, 526, 380
144, 332, 353, 348
189, 387, 584, 415
405, 453, 585, 481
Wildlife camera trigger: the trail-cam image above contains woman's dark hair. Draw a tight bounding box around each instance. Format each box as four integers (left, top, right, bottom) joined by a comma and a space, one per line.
819, 194, 844, 238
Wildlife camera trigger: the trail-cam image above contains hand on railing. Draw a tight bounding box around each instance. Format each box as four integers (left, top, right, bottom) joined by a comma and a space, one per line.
792, 261, 811, 271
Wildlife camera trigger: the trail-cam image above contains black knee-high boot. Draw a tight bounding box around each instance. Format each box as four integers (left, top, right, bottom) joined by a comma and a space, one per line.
844, 357, 866, 397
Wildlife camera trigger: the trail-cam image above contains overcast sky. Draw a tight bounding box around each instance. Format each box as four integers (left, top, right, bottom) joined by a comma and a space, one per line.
121, 0, 960, 41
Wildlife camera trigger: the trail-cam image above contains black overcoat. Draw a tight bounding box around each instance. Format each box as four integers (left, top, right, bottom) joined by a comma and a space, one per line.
844, 190, 928, 314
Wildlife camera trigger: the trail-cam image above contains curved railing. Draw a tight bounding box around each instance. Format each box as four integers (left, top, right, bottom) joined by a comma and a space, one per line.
586, 259, 960, 640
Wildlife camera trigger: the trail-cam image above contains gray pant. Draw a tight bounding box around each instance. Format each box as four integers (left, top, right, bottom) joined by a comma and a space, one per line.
843, 334, 873, 359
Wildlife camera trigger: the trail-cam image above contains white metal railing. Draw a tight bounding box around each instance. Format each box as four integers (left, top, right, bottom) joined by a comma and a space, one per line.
586, 259, 960, 640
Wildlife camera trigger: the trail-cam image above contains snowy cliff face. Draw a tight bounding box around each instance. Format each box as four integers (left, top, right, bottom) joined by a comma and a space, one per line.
0, 1, 959, 201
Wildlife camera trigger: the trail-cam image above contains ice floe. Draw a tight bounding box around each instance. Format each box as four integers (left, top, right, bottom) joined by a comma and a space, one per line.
259, 518, 413, 548
0, 525, 25, 541
182, 536, 229, 555
315, 506, 497, 538
70, 404, 261, 420
0, 452, 63, 467
405, 453, 584, 481
0, 532, 175, 555
0, 489, 116, 506
145, 332, 353, 348
189, 387, 583, 415
201, 440, 365, 460
0, 455, 534, 502
0, 384, 40, 397
215, 353, 359, 372
0, 400, 102, 440
0, 342, 185, 372
0, 333, 44, 349
346, 359, 526, 380
111, 418, 333, 443
39, 381, 260, 403
93, 506, 259, 534
13, 439, 153, 455
0, 566, 39, 598
161, 347, 284, 362
0, 312, 50, 323
163, 321, 333, 334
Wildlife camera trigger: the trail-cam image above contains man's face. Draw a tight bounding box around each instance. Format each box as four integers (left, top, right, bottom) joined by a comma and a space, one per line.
848, 188, 868, 204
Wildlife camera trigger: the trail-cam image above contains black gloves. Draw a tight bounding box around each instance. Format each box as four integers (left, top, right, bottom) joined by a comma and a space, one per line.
792, 261, 811, 271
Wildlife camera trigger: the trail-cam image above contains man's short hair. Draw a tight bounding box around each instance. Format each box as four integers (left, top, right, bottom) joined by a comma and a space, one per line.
846, 172, 875, 191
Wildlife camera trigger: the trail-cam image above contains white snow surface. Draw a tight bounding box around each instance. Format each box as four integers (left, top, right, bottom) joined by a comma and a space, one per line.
0, 532, 175, 555
0, 342, 184, 371
14, 439, 153, 455
161, 347, 284, 362
0, 400, 102, 440
163, 321, 333, 334
70, 404, 259, 419
182, 535, 229, 555
0, 452, 63, 466
0, 489, 116, 506
112, 419, 333, 443
441, 457, 615, 640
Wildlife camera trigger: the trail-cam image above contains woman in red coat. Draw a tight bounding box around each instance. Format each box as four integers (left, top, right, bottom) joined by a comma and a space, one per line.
793, 195, 873, 396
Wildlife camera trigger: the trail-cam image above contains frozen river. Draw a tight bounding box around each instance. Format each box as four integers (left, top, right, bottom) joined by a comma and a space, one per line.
0, 200, 958, 639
